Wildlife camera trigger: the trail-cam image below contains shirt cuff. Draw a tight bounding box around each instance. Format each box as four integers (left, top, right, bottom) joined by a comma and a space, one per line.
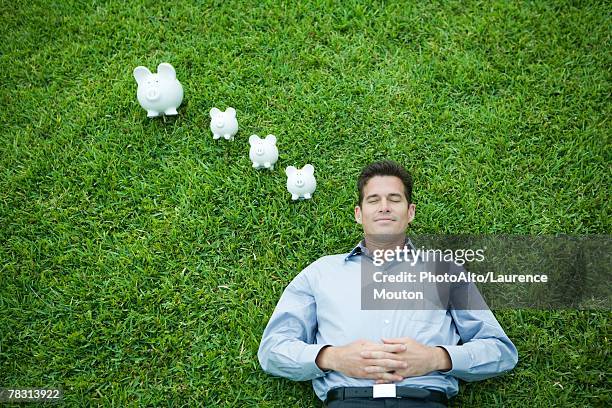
437, 345, 472, 376
304, 344, 332, 378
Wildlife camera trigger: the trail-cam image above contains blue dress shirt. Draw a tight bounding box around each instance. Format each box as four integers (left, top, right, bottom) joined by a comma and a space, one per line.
258, 241, 518, 401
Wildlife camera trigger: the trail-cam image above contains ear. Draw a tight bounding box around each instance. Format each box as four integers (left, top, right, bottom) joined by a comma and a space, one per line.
249, 134, 260, 144
226, 107, 236, 117
133, 66, 151, 84
302, 164, 314, 175
265, 134, 277, 144
210, 107, 221, 117
407, 203, 416, 224
157, 63, 176, 80
354, 206, 362, 224
285, 166, 296, 176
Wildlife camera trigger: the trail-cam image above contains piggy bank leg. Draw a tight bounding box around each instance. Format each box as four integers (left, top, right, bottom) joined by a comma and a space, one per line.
147, 110, 160, 118
291, 194, 299, 200
164, 107, 178, 115
213, 133, 221, 140
304, 193, 312, 199
252, 162, 260, 168
223, 134, 232, 140
264, 162, 271, 169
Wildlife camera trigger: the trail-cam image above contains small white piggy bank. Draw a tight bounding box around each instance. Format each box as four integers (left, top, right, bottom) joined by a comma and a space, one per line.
249, 134, 278, 170
133, 63, 183, 117
286, 164, 316, 200
210, 107, 238, 140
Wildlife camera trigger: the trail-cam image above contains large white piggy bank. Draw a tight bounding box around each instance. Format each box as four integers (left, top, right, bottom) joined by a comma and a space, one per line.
249, 134, 279, 170
133, 63, 183, 117
286, 164, 316, 200
210, 107, 238, 140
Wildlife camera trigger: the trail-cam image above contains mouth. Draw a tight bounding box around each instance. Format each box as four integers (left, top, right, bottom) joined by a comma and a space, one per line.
375, 218, 395, 222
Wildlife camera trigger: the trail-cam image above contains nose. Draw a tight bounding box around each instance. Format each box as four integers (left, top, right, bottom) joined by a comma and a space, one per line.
146, 88, 160, 101
378, 198, 391, 213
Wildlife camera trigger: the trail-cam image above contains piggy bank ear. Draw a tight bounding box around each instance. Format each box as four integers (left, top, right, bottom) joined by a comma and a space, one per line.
303, 164, 314, 175
285, 166, 297, 176
265, 134, 277, 144
226, 107, 236, 117
133, 66, 151, 84
157, 63, 176, 80
249, 134, 260, 144
210, 107, 221, 117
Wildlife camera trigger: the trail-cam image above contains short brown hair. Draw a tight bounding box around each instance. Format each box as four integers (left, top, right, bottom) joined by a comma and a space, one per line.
357, 160, 413, 206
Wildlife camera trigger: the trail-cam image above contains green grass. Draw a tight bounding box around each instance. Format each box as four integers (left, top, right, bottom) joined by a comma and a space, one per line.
0, 0, 610, 406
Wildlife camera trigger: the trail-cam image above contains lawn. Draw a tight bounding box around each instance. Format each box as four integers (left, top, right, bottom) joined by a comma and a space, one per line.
0, 0, 609, 406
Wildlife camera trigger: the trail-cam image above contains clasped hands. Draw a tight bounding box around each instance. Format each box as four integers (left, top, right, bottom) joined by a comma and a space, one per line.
316, 338, 452, 383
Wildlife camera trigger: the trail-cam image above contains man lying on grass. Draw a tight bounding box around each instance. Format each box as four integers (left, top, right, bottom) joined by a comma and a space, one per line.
258, 160, 518, 407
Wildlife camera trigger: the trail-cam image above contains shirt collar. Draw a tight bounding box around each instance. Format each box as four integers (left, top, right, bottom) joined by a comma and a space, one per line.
344, 236, 417, 261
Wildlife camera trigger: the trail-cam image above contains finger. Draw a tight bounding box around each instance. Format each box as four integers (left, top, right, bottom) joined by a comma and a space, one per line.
363, 361, 407, 373
360, 350, 406, 360
375, 372, 404, 382
383, 343, 407, 352
363, 366, 389, 374
364, 343, 407, 353
365, 372, 401, 382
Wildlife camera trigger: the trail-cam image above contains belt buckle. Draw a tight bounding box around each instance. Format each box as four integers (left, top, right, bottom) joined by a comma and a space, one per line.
373, 384, 396, 398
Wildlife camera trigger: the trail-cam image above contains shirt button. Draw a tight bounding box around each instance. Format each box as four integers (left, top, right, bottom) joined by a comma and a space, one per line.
384, 319, 390, 324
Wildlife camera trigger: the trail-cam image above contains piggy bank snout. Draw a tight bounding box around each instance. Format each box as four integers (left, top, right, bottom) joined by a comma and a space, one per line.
295, 178, 305, 187
255, 146, 265, 155
146, 87, 160, 101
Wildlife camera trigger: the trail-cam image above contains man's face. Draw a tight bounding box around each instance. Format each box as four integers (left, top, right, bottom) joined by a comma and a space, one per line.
354, 176, 415, 237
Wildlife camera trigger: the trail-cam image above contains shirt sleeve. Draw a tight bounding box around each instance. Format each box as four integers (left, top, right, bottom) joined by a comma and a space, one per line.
257, 266, 330, 381
437, 267, 519, 382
